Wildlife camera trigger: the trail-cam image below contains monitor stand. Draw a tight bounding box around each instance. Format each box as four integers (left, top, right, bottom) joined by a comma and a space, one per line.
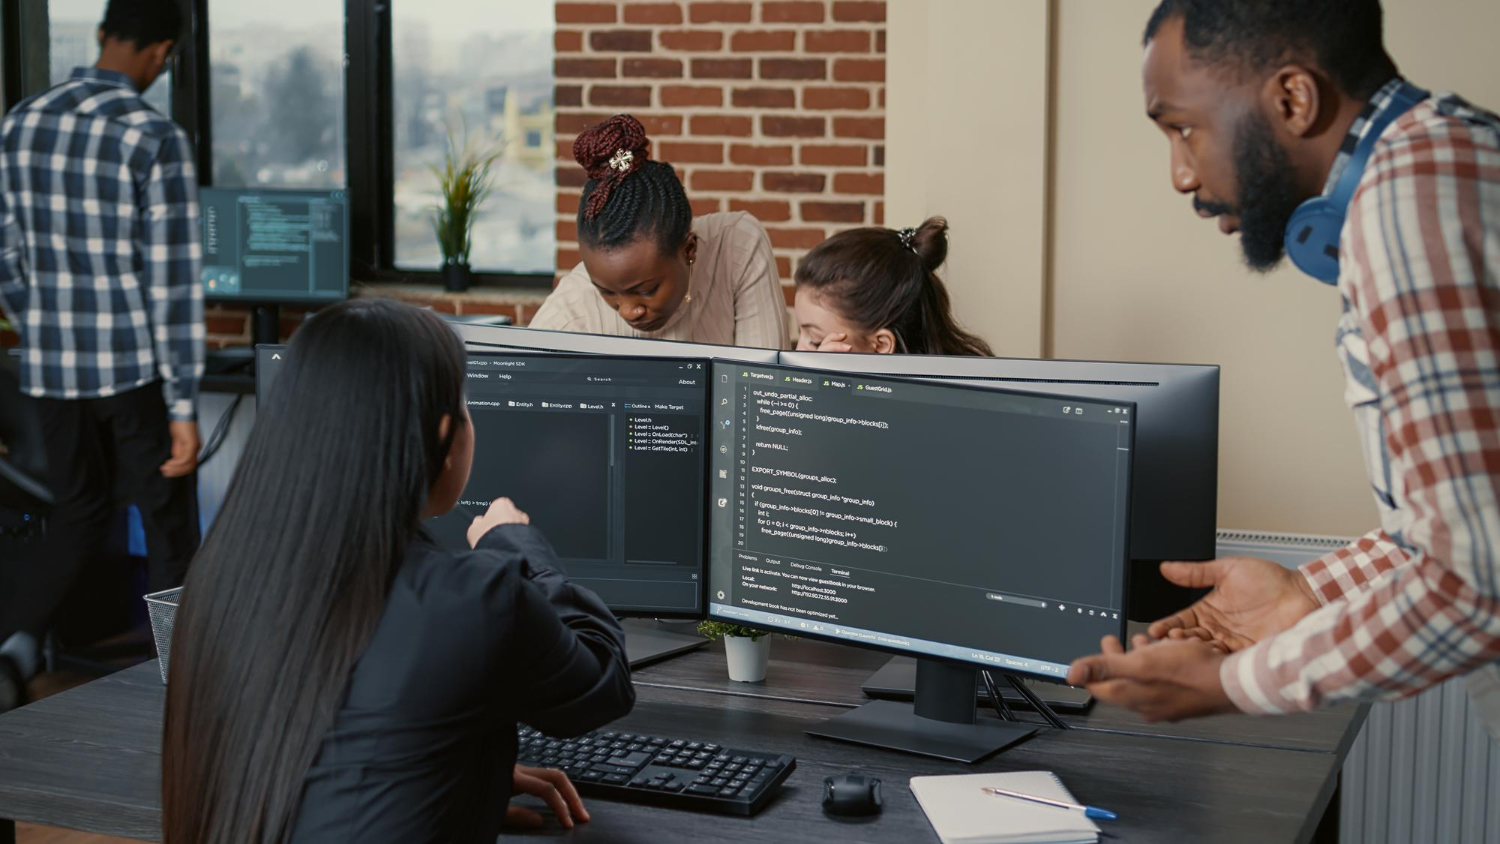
805, 659, 1039, 763
207, 304, 282, 373
862, 656, 1094, 713
621, 619, 707, 668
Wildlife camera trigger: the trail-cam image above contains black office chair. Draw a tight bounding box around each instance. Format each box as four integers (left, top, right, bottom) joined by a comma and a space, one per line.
0, 364, 53, 519
1, 360, 145, 678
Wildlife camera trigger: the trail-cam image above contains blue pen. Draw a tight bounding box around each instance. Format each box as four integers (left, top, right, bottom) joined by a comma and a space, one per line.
980, 786, 1118, 821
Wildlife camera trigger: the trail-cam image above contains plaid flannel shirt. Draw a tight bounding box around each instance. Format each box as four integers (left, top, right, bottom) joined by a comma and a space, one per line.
0, 68, 203, 421
1221, 80, 1500, 728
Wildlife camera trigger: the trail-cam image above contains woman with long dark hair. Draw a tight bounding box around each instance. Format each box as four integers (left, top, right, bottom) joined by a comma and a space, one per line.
792, 217, 992, 356
161, 298, 633, 843
530, 113, 789, 349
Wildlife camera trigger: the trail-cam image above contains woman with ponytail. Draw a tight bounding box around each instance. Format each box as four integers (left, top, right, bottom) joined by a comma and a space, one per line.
161, 298, 633, 843
792, 217, 992, 356
531, 114, 789, 349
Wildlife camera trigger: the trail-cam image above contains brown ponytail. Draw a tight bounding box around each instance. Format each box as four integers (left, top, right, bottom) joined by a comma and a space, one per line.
795, 217, 992, 356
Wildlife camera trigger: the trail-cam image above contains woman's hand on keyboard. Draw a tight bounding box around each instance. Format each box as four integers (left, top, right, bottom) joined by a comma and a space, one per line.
507, 764, 590, 830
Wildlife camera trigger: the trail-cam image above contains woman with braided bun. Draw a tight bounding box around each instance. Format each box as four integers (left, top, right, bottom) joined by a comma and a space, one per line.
792, 216, 991, 356
530, 114, 789, 348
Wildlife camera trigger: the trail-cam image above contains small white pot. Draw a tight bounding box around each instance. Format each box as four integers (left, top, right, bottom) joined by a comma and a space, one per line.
724, 635, 771, 683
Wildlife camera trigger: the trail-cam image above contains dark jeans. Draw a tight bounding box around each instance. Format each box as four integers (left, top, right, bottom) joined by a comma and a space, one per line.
0, 382, 199, 644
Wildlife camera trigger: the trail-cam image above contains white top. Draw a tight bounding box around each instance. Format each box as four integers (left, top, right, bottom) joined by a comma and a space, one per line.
530, 212, 790, 349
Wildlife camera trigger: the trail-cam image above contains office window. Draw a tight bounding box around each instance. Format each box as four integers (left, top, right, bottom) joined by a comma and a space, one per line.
209, 0, 344, 188
392, 0, 555, 273
49, 0, 171, 115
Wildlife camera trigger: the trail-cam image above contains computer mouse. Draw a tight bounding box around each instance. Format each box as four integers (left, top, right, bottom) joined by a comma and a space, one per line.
822, 772, 883, 816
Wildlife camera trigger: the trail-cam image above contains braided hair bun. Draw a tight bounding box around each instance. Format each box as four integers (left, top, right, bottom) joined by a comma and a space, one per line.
574, 114, 650, 220
571, 114, 693, 254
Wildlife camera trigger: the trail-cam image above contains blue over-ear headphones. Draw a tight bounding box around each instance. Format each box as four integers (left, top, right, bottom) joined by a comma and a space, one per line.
1284, 81, 1428, 284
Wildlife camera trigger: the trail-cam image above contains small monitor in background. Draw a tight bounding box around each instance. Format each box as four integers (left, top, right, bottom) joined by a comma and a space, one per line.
199, 187, 350, 304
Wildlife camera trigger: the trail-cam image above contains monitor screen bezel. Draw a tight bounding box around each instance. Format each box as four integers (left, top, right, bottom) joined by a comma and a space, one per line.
705, 359, 1135, 682
451, 321, 783, 364
200, 186, 352, 306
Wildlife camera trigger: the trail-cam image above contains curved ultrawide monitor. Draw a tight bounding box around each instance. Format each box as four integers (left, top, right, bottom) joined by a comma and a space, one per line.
707, 360, 1135, 679
779, 351, 1219, 621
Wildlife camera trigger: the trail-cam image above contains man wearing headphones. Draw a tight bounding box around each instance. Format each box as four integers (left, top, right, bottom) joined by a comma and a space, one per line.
1067, 0, 1500, 734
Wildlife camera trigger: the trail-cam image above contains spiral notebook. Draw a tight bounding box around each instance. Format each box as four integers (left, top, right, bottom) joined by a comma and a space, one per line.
909, 771, 1101, 844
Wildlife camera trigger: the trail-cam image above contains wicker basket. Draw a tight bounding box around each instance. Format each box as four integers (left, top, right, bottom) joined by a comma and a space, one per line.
144, 587, 181, 685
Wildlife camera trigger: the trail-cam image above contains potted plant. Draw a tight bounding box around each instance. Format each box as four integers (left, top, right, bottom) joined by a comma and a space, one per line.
697, 620, 774, 683
432, 127, 500, 293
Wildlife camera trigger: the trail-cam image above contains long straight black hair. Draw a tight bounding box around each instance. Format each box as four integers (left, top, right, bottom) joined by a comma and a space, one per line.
161, 298, 467, 844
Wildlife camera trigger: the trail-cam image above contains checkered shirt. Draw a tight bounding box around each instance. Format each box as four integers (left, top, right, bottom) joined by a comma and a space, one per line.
0, 67, 203, 420
1220, 79, 1500, 723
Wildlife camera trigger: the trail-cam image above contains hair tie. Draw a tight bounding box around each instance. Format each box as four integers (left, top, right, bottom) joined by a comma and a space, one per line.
898, 227, 918, 253
583, 148, 645, 219
608, 149, 635, 174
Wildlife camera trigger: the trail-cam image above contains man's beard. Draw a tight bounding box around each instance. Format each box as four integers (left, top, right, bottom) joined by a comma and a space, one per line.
1198, 111, 1306, 273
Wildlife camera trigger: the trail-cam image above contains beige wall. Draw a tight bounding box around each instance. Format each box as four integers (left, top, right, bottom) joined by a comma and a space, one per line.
888, 0, 1500, 537
886, 0, 1050, 358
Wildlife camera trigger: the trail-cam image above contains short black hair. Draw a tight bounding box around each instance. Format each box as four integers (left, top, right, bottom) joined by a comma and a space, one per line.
101, 0, 186, 50
1143, 0, 1397, 99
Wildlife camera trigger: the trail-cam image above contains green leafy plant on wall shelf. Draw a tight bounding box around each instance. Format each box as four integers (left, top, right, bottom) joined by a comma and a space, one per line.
432, 124, 500, 293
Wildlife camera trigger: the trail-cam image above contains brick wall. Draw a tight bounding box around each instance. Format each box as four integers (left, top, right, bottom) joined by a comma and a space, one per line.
5, 1, 887, 353
554, 0, 887, 302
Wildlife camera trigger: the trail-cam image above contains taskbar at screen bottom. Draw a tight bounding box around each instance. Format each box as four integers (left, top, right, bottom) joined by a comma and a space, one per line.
709, 603, 1072, 679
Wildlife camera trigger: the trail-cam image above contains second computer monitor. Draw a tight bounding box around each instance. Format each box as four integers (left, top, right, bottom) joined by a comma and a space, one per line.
708, 361, 1134, 679
449, 321, 782, 365
427, 351, 709, 616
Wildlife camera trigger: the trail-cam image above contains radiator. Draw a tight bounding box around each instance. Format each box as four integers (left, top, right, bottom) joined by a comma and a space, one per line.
1215, 529, 1500, 844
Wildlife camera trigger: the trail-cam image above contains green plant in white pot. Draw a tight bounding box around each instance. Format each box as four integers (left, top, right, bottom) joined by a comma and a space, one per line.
697, 620, 776, 683
432, 127, 499, 293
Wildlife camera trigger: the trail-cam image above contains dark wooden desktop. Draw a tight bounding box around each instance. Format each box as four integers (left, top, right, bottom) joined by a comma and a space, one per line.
0, 635, 1364, 844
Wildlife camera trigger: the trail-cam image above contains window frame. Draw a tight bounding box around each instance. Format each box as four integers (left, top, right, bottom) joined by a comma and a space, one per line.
0, 0, 553, 290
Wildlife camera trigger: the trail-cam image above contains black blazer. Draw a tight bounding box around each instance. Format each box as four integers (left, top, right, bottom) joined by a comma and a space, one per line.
289, 523, 634, 842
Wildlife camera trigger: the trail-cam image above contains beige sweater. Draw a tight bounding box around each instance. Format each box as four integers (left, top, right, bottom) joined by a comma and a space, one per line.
529, 212, 789, 349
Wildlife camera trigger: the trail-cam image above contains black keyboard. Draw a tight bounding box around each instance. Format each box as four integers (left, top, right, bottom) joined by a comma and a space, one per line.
516, 726, 796, 816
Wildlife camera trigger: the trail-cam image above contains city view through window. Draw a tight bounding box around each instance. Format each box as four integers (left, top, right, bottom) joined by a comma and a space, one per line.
46, 0, 554, 275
